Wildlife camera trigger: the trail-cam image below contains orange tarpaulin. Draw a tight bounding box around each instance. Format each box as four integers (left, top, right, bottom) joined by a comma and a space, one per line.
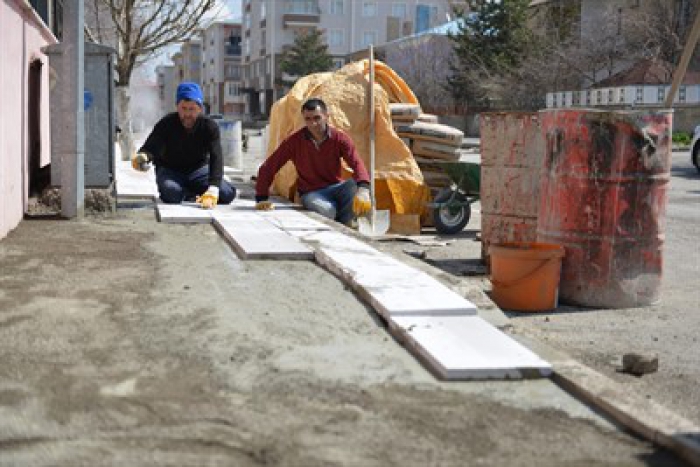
264, 60, 429, 216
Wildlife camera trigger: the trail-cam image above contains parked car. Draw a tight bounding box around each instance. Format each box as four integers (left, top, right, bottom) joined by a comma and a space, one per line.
691, 125, 700, 173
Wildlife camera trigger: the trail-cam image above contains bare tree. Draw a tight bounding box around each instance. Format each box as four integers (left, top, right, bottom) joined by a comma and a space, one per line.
630, 0, 700, 80
518, 0, 700, 103
86, 0, 220, 159
384, 35, 456, 113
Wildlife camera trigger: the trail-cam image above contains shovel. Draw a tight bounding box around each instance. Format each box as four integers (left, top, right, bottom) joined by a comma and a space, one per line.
358, 44, 390, 237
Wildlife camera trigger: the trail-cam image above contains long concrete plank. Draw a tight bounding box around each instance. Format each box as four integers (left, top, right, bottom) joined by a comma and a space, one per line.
269, 212, 550, 380
390, 315, 552, 380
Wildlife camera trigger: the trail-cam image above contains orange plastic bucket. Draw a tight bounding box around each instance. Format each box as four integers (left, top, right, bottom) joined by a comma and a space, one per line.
489, 242, 565, 312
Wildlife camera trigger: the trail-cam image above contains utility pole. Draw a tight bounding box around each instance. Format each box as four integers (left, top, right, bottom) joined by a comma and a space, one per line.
665, 8, 700, 108
59, 0, 85, 218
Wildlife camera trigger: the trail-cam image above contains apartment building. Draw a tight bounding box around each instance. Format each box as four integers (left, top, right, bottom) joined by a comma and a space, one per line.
180, 39, 203, 85
201, 20, 245, 117
156, 64, 178, 114
241, 0, 466, 118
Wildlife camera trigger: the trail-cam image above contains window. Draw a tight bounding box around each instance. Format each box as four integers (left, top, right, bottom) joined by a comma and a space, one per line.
225, 64, 240, 80
329, 0, 344, 15
261, 29, 266, 46
361, 31, 377, 47
391, 3, 407, 18
657, 86, 666, 103
329, 29, 344, 47
244, 12, 250, 28
332, 58, 345, 69
244, 38, 250, 55
260, 1, 266, 19
228, 83, 240, 97
415, 4, 439, 32
362, 1, 376, 17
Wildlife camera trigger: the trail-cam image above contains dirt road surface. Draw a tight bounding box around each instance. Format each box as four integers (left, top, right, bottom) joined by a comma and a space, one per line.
0, 207, 680, 466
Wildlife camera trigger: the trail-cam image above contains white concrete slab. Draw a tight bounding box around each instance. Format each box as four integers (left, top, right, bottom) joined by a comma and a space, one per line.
115, 160, 158, 199
155, 202, 215, 223
361, 284, 477, 318
390, 315, 552, 380
212, 213, 314, 260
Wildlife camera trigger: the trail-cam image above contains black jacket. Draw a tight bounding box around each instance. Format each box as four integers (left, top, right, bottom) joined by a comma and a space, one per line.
139, 113, 224, 187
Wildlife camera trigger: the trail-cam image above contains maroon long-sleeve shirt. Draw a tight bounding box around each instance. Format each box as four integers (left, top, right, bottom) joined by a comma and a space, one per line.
255, 126, 370, 201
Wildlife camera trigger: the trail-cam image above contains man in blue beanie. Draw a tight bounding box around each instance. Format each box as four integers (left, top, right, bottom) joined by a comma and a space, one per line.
132, 82, 236, 208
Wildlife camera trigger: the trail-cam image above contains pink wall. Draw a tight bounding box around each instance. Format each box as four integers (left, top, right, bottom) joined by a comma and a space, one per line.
0, 0, 56, 239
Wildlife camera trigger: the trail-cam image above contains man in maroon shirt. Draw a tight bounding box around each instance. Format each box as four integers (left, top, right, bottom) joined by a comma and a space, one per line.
255, 98, 372, 225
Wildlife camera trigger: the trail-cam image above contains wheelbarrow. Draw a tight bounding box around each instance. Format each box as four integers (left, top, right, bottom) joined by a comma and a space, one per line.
427, 157, 481, 235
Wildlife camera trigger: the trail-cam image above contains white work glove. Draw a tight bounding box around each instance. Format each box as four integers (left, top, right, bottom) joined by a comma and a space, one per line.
131, 152, 151, 172
196, 186, 219, 209
352, 187, 372, 216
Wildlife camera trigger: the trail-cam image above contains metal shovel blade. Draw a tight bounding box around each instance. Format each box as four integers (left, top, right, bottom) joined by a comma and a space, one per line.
358, 209, 390, 237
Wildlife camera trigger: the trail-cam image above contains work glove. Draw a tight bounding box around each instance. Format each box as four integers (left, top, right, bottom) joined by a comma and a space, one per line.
352, 187, 372, 216
196, 186, 219, 209
131, 152, 151, 172
255, 200, 275, 211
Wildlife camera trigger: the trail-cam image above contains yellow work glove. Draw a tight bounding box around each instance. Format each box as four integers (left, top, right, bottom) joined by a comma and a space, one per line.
255, 200, 275, 211
196, 186, 219, 209
352, 187, 372, 216
131, 152, 150, 171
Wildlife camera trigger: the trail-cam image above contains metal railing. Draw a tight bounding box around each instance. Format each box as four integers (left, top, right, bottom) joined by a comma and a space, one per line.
284, 0, 320, 15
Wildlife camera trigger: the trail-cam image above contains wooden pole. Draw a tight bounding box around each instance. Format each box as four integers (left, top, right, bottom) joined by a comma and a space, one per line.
665, 9, 700, 108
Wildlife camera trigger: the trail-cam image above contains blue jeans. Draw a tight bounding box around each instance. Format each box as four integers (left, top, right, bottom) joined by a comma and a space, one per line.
300, 180, 357, 225
155, 165, 236, 204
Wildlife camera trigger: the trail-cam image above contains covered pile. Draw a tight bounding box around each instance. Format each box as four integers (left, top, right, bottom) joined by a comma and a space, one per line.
265, 60, 430, 216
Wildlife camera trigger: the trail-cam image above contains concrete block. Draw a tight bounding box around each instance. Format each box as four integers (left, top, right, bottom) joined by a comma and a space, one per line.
212, 213, 313, 260
390, 315, 552, 380
115, 161, 157, 199
155, 202, 214, 223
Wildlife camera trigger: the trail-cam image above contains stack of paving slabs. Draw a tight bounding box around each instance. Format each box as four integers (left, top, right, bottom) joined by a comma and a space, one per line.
391, 104, 464, 197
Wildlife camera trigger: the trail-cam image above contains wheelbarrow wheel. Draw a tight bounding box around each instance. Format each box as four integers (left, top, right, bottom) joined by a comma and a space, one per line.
433, 188, 471, 235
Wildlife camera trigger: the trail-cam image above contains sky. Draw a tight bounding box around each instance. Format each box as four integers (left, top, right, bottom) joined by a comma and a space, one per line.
221, 0, 242, 21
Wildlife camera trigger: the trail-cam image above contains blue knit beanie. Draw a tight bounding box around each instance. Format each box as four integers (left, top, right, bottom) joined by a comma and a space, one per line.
176, 82, 203, 107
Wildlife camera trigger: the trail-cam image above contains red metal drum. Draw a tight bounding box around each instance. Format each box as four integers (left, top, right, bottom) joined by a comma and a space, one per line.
480, 112, 545, 264
537, 109, 672, 308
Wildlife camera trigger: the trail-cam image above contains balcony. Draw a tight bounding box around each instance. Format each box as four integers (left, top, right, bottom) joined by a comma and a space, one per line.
226, 45, 242, 56
283, 0, 320, 28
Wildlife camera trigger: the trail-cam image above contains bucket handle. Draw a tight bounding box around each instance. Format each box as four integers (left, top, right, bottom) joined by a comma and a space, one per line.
490, 257, 559, 289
